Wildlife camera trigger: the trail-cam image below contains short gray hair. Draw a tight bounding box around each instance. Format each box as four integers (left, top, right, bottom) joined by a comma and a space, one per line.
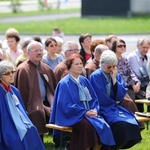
61, 41, 79, 56
0, 60, 15, 77
137, 37, 150, 47
100, 50, 118, 65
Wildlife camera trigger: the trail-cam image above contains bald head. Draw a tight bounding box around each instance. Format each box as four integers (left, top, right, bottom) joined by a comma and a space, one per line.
94, 44, 109, 61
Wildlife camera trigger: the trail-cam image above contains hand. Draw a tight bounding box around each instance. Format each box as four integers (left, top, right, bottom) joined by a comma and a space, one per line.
111, 66, 117, 84
85, 109, 98, 117
43, 105, 51, 116
132, 82, 140, 93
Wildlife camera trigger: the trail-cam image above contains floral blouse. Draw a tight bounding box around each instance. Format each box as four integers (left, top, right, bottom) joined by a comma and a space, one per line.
117, 56, 139, 87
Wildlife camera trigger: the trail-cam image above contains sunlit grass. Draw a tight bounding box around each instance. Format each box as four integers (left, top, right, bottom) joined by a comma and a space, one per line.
0, 16, 150, 35
44, 123, 150, 150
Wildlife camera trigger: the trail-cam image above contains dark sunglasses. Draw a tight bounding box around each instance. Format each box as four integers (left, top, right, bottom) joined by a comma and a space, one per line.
2, 70, 16, 76
117, 45, 126, 48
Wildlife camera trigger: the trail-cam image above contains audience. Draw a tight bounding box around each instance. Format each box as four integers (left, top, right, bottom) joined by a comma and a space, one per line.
50, 54, 115, 150
0, 30, 148, 149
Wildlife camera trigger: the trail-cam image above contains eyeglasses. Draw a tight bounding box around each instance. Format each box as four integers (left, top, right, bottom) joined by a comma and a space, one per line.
107, 65, 116, 69
2, 70, 16, 76
49, 44, 57, 47
66, 49, 79, 53
29, 49, 43, 53
117, 45, 126, 48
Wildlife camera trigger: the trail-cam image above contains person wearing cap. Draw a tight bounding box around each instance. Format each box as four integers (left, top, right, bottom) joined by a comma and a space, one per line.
0, 60, 45, 150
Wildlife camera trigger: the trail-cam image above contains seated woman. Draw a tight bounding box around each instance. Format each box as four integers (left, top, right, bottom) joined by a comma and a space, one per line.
0, 60, 45, 150
43, 37, 64, 70
89, 50, 142, 150
50, 54, 115, 150
111, 39, 145, 130
111, 39, 141, 101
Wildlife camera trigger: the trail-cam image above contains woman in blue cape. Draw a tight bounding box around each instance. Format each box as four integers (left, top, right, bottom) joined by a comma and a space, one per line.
50, 54, 115, 150
89, 50, 142, 150
0, 60, 45, 150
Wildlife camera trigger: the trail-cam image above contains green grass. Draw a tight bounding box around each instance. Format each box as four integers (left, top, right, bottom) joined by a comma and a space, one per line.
0, 10, 150, 34
44, 124, 150, 150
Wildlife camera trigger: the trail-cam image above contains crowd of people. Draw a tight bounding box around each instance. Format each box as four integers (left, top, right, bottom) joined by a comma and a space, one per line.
0, 27, 150, 150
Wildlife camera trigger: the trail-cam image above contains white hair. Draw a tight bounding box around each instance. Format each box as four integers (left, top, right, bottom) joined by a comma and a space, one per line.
100, 50, 118, 65
61, 41, 79, 56
0, 60, 15, 77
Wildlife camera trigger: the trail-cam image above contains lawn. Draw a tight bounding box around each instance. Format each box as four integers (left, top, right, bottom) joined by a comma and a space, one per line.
0, 10, 150, 35
44, 124, 150, 150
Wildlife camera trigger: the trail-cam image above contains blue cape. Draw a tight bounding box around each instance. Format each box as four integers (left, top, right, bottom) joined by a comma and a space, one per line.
0, 85, 45, 150
89, 68, 139, 125
50, 75, 115, 145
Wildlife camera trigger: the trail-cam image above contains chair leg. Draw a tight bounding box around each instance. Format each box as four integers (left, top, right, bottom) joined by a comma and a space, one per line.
146, 121, 149, 130
59, 131, 63, 150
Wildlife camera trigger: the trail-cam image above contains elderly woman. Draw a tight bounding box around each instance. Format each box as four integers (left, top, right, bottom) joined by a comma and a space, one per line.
50, 54, 115, 150
89, 50, 142, 150
0, 60, 45, 150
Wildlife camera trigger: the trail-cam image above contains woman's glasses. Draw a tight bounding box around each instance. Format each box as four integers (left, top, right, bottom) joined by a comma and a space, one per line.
2, 71, 16, 76
117, 45, 126, 48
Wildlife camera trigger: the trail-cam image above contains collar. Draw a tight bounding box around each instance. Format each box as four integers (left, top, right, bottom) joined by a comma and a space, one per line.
29, 60, 41, 68
1, 81, 11, 91
142, 55, 148, 61
136, 49, 148, 60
